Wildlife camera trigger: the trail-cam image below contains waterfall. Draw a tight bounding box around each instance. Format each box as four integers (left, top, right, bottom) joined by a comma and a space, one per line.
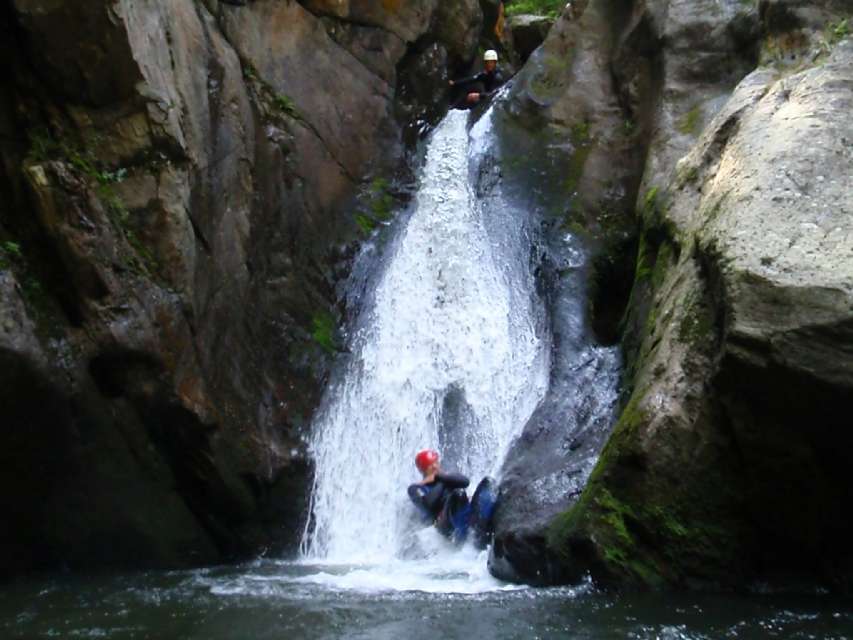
302, 109, 549, 564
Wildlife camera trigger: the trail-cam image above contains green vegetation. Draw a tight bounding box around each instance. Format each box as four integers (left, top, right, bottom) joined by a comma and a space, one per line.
676, 163, 699, 188
27, 127, 128, 186
818, 17, 850, 57
353, 177, 395, 236
311, 311, 337, 354
242, 62, 258, 82
273, 94, 300, 119
546, 385, 745, 587
0, 237, 64, 337
0, 241, 20, 270
25, 127, 161, 277
242, 61, 301, 121
529, 51, 573, 96
676, 105, 702, 136
677, 293, 716, 347
2, 241, 22, 259
828, 17, 849, 43
558, 121, 593, 199
505, 0, 564, 18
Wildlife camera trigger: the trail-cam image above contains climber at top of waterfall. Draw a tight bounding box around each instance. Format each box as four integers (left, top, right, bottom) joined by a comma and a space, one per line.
408, 449, 498, 549
448, 49, 505, 108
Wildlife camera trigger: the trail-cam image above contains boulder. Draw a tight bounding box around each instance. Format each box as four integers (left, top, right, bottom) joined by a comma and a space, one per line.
488, 0, 643, 584
547, 32, 853, 589
505, 13, 554, 62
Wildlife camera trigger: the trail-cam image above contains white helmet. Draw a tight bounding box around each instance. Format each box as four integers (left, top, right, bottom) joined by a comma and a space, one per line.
484, 49, 498, 62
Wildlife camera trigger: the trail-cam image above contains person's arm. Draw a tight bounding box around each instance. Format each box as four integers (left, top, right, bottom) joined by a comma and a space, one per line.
450, 71, 486, 87
435, 472, 469, 490
409, 484, 435, 521
422, 481, 447, 511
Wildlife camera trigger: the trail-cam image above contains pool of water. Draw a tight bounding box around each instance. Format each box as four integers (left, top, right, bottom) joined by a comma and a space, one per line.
3, 558, 852, 640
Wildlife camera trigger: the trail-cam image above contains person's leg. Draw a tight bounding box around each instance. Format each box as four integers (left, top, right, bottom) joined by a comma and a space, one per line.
442, 489, 471, 542
469, 477, 498, 549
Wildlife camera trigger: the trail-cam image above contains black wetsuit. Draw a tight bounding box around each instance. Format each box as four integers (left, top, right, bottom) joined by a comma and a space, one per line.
408, 472, 470, 535
451, 68, 505, 108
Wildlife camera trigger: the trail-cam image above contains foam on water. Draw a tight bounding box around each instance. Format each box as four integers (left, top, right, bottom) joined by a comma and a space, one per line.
297, 107, 549, 591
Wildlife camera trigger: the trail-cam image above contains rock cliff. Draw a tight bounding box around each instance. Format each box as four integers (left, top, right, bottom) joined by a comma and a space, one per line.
493, 0, 853, 590
0, 0, 485, 576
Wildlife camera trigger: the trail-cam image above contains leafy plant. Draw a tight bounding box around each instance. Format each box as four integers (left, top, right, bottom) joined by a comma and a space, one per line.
274, 94, 300, 119
831, 17, 849, 41
504, 0, 565, 18
2, 241, 22, 258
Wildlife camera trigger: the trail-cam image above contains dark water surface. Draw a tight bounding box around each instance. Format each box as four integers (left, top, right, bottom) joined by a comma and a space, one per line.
2, 561, 852, 639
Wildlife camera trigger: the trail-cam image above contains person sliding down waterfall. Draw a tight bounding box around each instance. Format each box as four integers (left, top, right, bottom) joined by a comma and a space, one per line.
407, 449, 498, 549
448, 50, 505, 109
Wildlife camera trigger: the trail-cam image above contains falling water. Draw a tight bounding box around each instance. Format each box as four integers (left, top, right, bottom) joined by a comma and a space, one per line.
301, 109, 549, 566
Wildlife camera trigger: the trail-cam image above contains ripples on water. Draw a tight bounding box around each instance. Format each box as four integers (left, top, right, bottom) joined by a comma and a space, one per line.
2, 560, 853, 640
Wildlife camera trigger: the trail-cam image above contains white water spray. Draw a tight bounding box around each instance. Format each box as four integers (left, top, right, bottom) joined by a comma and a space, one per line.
302, 109, 548, 568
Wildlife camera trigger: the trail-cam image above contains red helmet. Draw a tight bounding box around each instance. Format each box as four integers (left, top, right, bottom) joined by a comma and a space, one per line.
415, 449, 439, 473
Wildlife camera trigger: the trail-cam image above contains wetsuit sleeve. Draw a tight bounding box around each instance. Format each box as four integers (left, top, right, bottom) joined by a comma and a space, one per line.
409, 484, 435, 521
408, 484, 426, 504
408, 481, 446, 512
422, 481, 447, 511
435, 472, 470, 489
452, 71, 487, 87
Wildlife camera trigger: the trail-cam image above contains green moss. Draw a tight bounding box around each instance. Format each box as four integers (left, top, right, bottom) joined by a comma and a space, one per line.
650, 241, 674, 290
643, 187, 659, 216
311, 311, 337, 354
18, 272, 64, 339
676, 106, 702, 137
353, 177, 396, 235
632, 231, 658, 284
26, 128, 59, 164
242, 62, 258, 82
570, 121, 591, 144
354, 213, 376, 234
677, 295, 716, 347
558, 123, 593, 199
676, 164, 699, 188
530, 51, 574, 96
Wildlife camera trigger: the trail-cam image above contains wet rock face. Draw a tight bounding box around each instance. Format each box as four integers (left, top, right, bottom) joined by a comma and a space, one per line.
494, 0, 853, 590
488, 0, 645, 585
0, 0, 479, 576
543, 5, 853, 589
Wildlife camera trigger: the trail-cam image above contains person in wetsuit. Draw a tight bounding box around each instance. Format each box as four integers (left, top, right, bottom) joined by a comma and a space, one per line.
408, 449, 471, 539
449, 49, 505, 109
407, 449, 498, 547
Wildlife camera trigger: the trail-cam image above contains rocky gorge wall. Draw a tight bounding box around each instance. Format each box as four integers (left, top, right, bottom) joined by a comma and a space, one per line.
0, 0, 487, 577
490, 0, 853, 591
2, 0, 851, 592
